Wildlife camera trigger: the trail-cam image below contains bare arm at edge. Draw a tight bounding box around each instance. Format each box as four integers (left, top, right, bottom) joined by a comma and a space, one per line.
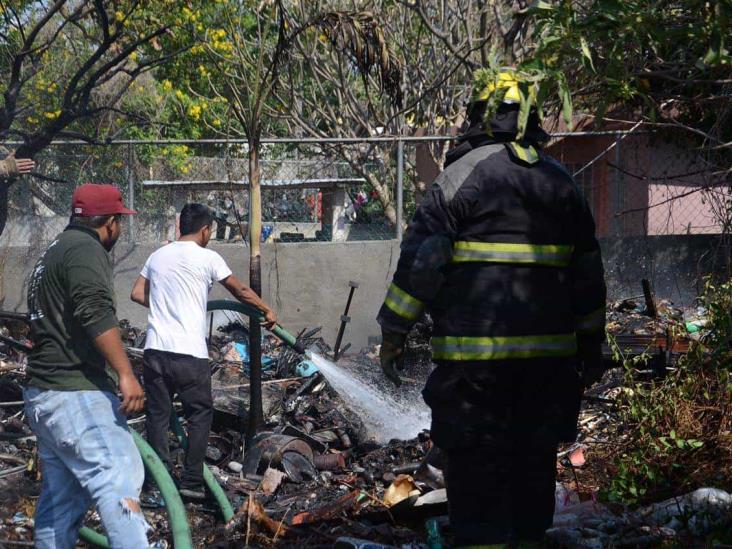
219, 274, 277, 329
130, 275, 150, 308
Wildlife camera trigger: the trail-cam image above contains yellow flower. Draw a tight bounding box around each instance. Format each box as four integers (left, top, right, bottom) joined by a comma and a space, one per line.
187, 105, 202, 120
26, 116, 38, 124
129, 51, 138, 62
115, 11, 125, 22
43, 109, 62, 120
162, 80, 173, 91
213, 39, 233, 52
175, 90, 185, 99
213, 119, 221, 127
181, 165, 190, 174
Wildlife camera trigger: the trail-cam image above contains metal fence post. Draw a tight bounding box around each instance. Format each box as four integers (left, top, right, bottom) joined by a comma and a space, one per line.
613, 135, 622, 237
127, 143, 135, 242
396, 138, 404, 242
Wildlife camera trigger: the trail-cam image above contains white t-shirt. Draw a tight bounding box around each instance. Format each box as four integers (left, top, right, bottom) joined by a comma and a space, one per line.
141, 241, 232, 359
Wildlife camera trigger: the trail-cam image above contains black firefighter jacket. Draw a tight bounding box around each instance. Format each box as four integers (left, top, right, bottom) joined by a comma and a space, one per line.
377, 135, 607, 366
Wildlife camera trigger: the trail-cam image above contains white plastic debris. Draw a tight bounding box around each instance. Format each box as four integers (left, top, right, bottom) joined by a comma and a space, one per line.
637, 487, 732, 535
227, 461, 243, 474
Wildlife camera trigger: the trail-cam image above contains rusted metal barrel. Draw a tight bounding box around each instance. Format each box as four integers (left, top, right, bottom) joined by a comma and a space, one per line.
313, 452, 347, 470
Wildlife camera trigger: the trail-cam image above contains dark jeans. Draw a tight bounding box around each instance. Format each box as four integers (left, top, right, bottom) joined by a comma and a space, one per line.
423, 358, 583, 546
143, 349, 212, 489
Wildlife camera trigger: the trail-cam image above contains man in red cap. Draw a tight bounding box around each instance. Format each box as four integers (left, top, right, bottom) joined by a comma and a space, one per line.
24, 183, 149, 549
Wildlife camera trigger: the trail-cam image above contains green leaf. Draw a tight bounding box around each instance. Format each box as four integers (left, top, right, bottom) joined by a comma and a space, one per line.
516, 81, 532, 140
518, 0, 555, 15
703, 47, 720, 66
557, 73, 573, 128
580, 36, 595, 71
535, 81, 550, 122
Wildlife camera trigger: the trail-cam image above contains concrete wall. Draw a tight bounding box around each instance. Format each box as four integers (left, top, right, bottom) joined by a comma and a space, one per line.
0, 235, 724, 351
600, 234, 725, 306
0, 239, 401, 351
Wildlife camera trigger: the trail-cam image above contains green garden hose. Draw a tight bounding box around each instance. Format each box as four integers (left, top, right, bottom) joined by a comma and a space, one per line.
78, 431, 194, 549
207, 299, 306, 354
78, 526, 109, 548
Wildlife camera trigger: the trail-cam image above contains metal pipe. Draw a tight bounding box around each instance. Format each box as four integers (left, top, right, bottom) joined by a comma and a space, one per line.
642, 279, 658, 318
396, 139, 404, 241
613, 135, 623, 236
0, 130, 652, 147
126, 143, 135, 243
333, 281, 358, 361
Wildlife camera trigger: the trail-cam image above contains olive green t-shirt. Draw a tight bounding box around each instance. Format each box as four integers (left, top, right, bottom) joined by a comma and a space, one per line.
26, 225, 119, 392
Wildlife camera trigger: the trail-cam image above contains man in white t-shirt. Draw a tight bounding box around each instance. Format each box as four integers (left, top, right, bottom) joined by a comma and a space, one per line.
130, 203, 276, 499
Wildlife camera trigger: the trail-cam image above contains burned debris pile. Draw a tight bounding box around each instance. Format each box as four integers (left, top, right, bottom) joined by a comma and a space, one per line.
0, 315, 444, 548
1, 294, 731, 548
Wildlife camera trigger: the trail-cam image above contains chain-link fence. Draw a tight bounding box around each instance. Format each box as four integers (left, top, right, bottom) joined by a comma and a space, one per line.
2, 132, 729, 247
547, 133, 731, 238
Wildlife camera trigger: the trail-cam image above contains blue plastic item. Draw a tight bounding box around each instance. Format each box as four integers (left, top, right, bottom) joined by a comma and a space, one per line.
234, 342, 249, 362
295, 359, 319, 377
233, 341, 275, 369
425, 518, 443, 549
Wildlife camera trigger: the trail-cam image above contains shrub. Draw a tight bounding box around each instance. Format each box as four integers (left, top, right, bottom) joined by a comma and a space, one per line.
603, 280, 732, 506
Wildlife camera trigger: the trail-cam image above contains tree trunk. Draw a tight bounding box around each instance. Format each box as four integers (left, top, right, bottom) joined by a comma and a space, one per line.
343, 151, 401, 229
245, 142, 264, 448
364, 171, 400, 228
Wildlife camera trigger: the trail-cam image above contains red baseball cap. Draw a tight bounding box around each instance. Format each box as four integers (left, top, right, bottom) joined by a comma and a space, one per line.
71, 183, 136, 216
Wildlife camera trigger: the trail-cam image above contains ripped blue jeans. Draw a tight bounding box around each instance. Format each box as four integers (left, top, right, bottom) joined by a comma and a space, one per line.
24, 387, 149, 549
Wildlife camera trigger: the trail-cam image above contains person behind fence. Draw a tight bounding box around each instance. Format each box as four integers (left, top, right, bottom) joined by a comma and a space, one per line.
24, 183, 148, 549
377, 69, 607, 547
130, 203, 277, 500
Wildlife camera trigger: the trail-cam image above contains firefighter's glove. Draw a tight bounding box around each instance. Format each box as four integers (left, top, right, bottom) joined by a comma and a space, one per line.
380, 331, 406, 387
579, 343, 605, 388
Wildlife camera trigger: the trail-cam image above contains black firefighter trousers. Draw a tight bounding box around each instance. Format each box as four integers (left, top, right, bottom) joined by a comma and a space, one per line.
422, 357, 582, 547
143, 349, 213, 490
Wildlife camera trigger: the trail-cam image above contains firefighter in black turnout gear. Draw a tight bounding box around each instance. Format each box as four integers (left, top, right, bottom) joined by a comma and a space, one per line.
377, 71, 607, 547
